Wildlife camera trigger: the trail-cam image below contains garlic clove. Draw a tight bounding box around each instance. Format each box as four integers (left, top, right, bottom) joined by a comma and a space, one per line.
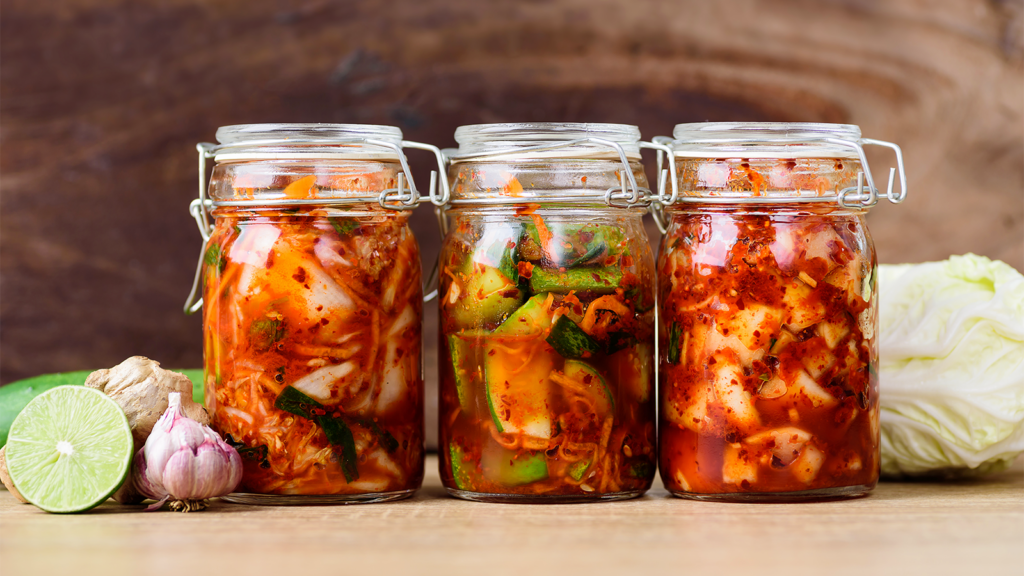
192, 441, 226, 499
162, 448, 198, 501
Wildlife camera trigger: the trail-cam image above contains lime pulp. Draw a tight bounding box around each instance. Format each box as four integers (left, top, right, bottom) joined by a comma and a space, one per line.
5, 385, 133, 513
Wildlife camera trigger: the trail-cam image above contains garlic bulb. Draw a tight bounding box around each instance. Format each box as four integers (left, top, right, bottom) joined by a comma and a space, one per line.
133, 392, 242, 512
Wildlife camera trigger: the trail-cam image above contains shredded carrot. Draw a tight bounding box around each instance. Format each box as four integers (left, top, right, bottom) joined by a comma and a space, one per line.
531, 214, 557, 260
282, 175, 317, 199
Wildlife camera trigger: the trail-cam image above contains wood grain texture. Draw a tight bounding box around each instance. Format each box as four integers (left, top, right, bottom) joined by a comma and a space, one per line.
2, 1, 1021, 412
1, 455, 1022, 576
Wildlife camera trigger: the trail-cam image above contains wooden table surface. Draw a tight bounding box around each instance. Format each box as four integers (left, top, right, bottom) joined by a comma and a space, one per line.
2, 455, 1021, 576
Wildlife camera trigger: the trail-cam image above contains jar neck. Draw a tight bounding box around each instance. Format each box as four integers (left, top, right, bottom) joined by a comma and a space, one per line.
446, 204, 648, 219
209, 159, 403, 202
209, 205, 411, 222
448, 159, 648, 205
662, 203, 867, 217
673, 157, 863, 200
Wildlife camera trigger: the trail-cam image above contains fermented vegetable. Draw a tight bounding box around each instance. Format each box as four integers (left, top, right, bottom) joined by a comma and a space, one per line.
202, 201, 424, 496
659, 201, 879, 497
439, 209, 656, 499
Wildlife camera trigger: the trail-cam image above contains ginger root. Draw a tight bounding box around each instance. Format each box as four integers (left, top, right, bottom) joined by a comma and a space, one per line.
0, 445, 28, 504
85, 356, 209, 504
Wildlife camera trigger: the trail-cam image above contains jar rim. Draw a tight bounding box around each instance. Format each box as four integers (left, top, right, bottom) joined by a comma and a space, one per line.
667, 122, 863, 159
212, 123, 405, 161
450, 122, 642, 161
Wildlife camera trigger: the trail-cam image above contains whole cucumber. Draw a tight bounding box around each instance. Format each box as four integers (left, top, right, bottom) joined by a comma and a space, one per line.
0, 369, 203, 447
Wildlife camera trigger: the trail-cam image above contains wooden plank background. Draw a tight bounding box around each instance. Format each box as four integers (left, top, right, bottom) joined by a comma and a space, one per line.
2, 0, 1022, 450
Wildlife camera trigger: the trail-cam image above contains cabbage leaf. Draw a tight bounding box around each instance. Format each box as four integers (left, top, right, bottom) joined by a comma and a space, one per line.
878, 254, 1024, 477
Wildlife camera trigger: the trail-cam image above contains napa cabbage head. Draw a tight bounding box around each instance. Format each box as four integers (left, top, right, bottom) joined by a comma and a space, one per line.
878, 254, 1024, 477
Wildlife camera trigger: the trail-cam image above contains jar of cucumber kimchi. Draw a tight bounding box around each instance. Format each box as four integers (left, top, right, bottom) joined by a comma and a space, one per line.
185, 124, 443, 504
655, 122, 906, 501
437, 123, 659, 503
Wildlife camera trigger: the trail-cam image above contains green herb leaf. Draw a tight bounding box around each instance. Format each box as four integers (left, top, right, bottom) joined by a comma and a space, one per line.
606, 331, 637, 355
769, 337, 778, 350
274, 385, 321, 420
758, 373, 771, 382
249, 319, 285, 351
667, 322, 682, 364
317, 415, 360, 482
360, 419, 400, 453
204, 243, 227, 273
224, 434, 271, 469
274, 386, 360, 482
627, 459, 654, 479
330, 217, 360, 236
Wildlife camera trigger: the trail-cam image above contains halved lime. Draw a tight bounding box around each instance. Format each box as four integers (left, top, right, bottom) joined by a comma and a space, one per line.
6, 385, 133, 513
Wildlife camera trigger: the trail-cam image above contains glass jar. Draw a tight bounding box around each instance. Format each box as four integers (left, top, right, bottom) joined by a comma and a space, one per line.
437, 123, 659, 503
654, 122, 906, 501
185, 124, 443, 504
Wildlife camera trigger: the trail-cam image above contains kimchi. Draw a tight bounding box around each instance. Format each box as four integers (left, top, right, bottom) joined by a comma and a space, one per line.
659, 155, 880, 499
201, 166, 424, 499
438, 209, 657, 501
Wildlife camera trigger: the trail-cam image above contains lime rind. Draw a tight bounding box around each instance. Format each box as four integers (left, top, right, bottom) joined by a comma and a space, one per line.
6, 386, 133, 513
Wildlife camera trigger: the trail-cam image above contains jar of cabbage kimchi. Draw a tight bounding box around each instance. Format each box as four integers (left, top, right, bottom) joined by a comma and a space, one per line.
186, 124, 444, 504
437, 123, 659, 503
655, 122, 906, 501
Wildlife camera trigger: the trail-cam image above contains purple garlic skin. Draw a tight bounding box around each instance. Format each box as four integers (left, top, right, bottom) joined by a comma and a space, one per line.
134, 392, 242, 511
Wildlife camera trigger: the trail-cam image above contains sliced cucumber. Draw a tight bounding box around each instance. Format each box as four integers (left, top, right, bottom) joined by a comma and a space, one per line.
473, 224, 523, 285
546, 315, 602, 359
563, 359, 614, 416
475, 295, 556, 439
448, 332, 484, 412
449, 264, 524, 328
482, 447, 549, 487
522, 222, 626, 265
529, 266, 622, 294
494, 294, 554, 335
568, 459, 591, 482
449, 442, 475, 491
484, 335, 554, 438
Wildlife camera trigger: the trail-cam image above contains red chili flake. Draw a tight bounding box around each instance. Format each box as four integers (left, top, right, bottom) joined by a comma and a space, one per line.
316, 305, 323, 312
320, 318, 329, 325
517, 261, 534, 278
707, 357, 717, 366
265, 250, 275, 269
292, 267, 307, 284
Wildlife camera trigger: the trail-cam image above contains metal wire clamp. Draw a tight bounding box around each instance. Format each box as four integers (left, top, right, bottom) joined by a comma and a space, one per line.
646, 136, 907, 216
184, 137, 447, 314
